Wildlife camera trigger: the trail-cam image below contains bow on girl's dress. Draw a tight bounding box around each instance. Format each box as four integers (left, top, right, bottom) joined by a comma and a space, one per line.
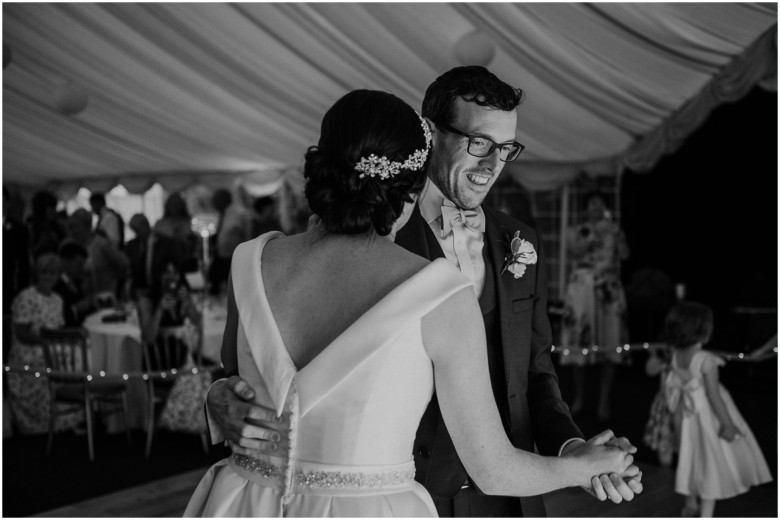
664, 372, 703, 416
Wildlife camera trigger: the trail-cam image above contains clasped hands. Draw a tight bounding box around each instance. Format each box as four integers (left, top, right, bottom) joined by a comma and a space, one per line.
560, 432, 643, 503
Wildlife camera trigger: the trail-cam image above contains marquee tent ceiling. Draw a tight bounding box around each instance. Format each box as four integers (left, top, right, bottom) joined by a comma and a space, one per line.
2, 3, 777, 195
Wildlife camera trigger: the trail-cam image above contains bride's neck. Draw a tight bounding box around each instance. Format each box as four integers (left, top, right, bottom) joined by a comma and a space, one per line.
306, 221, 385, 247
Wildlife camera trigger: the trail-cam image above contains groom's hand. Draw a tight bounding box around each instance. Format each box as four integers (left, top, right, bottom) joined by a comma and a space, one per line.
603, 436, 644, 500
561, 435, 643, 503
208, 376, 285, 458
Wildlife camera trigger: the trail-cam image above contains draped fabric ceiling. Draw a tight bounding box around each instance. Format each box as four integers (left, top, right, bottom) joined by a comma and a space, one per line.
2, 3, 777, 199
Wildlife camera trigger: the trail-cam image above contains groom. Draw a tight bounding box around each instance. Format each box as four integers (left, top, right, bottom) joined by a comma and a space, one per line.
205, 66, 642, 516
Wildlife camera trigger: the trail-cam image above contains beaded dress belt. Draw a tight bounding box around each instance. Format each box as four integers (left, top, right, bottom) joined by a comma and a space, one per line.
231, 453, 416, 490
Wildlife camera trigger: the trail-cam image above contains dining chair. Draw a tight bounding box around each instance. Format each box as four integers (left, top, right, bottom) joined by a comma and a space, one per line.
40, 327, 131, 461
142, 326, 209, 458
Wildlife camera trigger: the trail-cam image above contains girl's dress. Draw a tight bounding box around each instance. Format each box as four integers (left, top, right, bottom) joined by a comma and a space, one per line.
665, 349, 772, 499
643, 350, 675, 458
643, 385, 675, 459
560, 218, 628, 365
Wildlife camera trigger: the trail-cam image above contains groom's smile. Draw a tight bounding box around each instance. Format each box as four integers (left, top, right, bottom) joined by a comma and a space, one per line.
428, 97, 517, 210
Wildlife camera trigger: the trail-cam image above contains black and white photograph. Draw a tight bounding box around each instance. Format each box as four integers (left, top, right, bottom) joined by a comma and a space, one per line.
2, 3, 777, 517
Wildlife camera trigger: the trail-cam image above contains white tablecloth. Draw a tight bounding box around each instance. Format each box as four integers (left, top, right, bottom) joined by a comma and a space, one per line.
82, 306, 227, 432
201, 305, 227, 363
83, 309, 146, 432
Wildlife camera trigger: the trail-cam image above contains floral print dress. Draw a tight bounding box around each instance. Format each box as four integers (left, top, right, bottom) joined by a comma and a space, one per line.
8, 286, 81, 434
560, 217, 629, 365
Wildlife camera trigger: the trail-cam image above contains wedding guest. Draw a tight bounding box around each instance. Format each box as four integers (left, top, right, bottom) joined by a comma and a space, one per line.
208, 188, 252, 294
185, 89, 634, 517
153, 192, 199, 272
7, 254, 81, 434
27, 189, 65, 257
205, 67, 643, 517
89, 191, 125, 249
137, 259, 199, 346
250, 196, 282, 238
560, 191, 629, 422
663, 302, 772, 517
65, 208, 128, 300
124, 214, 182, 302
3, 187, 30, 365
53, 241, 94, 327
3, 187, 31, 315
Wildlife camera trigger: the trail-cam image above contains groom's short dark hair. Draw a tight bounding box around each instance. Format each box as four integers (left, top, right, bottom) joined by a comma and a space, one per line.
422, 66, 524, 125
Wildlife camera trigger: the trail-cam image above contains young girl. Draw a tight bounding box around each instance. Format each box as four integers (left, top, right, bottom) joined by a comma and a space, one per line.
663, 302, 772, 517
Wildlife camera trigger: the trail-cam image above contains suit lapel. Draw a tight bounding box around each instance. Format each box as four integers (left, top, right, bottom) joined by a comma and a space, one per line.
482, 210, 510, 294
483, 208, 531, 432
394, 203, 445, 261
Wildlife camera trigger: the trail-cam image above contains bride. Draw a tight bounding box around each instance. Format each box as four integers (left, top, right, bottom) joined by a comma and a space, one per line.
184, 89, 633, 517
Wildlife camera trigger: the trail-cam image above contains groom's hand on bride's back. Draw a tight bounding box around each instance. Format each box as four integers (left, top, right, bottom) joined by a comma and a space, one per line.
208, 376, 287, 458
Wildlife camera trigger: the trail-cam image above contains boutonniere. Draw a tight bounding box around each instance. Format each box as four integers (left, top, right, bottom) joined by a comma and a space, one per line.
500, 231, 538, 279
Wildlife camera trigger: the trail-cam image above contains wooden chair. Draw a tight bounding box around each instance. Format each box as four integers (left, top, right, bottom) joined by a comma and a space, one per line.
142, 326, 209, 458
40, 328, 131, 461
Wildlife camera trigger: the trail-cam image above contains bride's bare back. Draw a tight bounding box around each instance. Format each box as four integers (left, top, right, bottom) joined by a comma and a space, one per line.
260, 230, 429, 371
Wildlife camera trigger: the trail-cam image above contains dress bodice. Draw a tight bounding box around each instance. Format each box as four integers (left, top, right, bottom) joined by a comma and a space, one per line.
665, 350, 724, 416
228, 232, 471, 500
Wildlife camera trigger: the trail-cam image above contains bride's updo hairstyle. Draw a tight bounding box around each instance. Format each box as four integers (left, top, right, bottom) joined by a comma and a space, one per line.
304, 90, 429, 236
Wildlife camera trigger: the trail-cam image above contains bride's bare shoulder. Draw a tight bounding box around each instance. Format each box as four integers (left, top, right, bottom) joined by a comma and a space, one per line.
386, 240, 430, 269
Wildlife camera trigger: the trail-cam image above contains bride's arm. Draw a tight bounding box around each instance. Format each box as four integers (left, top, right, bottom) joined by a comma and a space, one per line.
421, 287, 630, 496
205, 271, 285, 453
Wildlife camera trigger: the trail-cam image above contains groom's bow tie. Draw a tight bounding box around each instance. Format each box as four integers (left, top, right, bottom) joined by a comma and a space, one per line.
440, 203, 485, 238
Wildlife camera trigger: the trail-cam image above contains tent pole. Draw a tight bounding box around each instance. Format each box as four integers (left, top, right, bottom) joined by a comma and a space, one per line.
558, 183, 570, 302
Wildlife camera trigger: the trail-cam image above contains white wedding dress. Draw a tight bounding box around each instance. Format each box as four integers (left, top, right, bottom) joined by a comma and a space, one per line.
185, 232, 471, 517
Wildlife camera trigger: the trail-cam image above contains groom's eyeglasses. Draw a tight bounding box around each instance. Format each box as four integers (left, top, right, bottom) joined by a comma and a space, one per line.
437, 122, 525, 162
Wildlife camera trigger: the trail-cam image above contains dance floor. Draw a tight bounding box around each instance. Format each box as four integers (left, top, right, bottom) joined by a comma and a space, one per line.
35, 463, 777, 517
8, 356, 775, 517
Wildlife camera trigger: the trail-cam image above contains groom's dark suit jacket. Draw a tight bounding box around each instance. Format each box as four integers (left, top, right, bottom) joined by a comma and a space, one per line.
395, 203, 582, 517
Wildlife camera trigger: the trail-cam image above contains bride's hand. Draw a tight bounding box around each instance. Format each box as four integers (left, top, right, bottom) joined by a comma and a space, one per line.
564, 430, 633, 488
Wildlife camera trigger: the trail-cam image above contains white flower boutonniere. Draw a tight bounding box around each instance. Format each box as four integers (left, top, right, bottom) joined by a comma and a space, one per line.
500, 231, 538, 279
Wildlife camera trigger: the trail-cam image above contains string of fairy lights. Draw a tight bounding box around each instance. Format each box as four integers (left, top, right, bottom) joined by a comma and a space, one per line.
3, 343, 775, 382
550, 341, 777, 362
2, 364, 210, 382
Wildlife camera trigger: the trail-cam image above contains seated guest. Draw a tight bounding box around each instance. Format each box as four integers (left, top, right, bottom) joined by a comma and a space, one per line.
137, 260, 200, 345
66, 208, 128, 300
7, 253, 81, 434
125, 214, 198, 341
153, 193, 199, 272
54, 241, 95, 327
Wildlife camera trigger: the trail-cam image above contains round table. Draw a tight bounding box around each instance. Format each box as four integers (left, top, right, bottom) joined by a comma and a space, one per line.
82, 307, 227, 433
82, 309, 147, 432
